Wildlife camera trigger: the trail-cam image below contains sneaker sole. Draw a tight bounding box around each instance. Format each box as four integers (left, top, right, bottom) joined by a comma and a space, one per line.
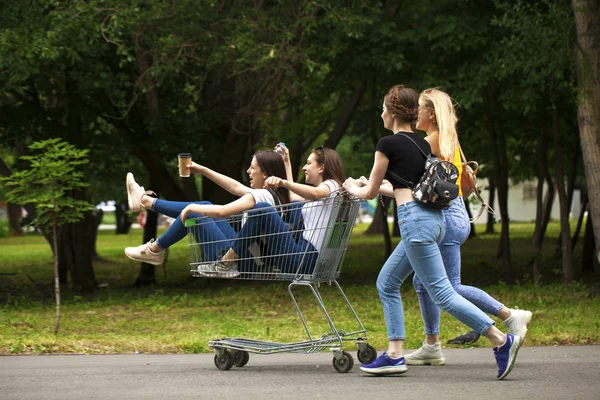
126, 173, 141, 213
201, 271, 240, 279
360, 366, 408, 375
497, 335, 523, 380
405, 358, 445, 366
124, 251, 163, 266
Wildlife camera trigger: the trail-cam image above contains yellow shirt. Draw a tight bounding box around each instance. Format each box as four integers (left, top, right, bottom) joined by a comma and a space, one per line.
442, 148, 463, 197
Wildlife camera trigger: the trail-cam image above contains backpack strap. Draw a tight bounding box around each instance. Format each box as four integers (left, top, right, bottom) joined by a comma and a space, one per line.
457, 145, 499, 222
385, 133, 430, 188
386, 169, 415, 189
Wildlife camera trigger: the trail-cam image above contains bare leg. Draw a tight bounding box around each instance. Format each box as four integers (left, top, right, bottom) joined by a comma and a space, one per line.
387, 339, 404, 359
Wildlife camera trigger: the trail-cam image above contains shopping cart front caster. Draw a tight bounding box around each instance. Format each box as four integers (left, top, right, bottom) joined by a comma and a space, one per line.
332, 351, 354, 373
357, 344, 377, 364
214, 349, 234, 370
232, 350, 250, 367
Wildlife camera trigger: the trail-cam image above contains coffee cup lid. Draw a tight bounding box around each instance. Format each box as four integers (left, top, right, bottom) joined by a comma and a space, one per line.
178, 153, 192, 157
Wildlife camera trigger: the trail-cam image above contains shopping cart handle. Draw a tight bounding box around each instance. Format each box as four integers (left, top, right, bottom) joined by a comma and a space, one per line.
184, 218, 196, 227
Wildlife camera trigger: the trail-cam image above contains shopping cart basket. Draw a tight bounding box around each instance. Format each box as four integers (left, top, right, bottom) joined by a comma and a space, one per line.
184, 190, 377, 373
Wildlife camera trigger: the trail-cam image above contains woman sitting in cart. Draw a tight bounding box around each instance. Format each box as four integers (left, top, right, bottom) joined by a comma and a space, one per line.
193, 145, 346, 278
124, 150, 290, 267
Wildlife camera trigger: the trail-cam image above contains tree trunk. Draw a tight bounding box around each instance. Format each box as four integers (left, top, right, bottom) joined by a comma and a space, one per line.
566, 148, 579, 215
53, 222, 61, 334
7, 203, 23, 236
485, 180, 496, 234
325, 81, 366, 149
136, 209, 159, 287
532, 120, 551, 282
364, 197, 392, 256
542, 174, 556, 238
90, 209, 103, 259
182, 175, 201, 202
57, 208, 97, 292
135, 172, 162, 286
572, 0, 600, 263
572, 197, 588, 251
59, 70, 97, 292
485, 92, 513, 283
1, 156, 24, 236
582, 213, 596, 274
552, 106, 574, 284
115, 203, 133, 234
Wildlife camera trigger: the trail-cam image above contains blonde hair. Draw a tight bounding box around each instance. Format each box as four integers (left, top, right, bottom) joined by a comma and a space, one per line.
419, 88, 459, 160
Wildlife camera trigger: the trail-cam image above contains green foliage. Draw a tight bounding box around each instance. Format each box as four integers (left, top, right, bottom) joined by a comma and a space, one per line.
0, 0, 587, 221
0, 138, 94, 230
0, 219, 9, 238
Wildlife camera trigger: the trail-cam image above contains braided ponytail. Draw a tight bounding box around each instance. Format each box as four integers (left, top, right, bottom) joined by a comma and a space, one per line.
384, 85, 419, 123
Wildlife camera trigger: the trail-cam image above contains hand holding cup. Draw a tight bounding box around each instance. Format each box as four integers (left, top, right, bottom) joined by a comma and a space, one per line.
178, 153, 192, 177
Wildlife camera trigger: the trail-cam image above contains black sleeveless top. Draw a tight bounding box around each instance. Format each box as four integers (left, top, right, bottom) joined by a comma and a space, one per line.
375, 132, 431, 189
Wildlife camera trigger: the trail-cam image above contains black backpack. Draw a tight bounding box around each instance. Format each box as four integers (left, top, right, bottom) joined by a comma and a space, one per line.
387, 133, 459, 210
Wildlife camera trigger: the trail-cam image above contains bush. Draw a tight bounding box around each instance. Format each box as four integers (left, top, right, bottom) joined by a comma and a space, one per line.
0, 219, 9, 238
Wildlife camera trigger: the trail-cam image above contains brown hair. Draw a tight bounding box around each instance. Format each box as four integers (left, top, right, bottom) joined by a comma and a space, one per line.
253, 150, 290, 204
384, 85, 419, 123
312, 147, 345, 188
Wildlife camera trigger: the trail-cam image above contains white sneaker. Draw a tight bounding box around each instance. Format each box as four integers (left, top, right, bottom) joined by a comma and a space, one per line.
504, 308, 532, 338
126, 173, 156, 213
405, 341, 446, 366
199, 261, 240, 278
125, 239, 164, 265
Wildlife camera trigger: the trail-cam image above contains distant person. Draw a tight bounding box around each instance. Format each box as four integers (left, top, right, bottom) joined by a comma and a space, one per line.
124, 150, 289, 278
343, 84, 524, 379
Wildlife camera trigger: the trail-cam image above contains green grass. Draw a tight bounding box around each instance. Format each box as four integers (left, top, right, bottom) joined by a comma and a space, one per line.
100, 212, 116, 225
0, 222, 599, 355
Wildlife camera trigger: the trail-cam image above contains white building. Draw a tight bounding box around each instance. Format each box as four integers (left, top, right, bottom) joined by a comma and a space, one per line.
469, 179, 582, 224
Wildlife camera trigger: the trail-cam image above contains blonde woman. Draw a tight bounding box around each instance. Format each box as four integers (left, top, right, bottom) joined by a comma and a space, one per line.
405, 88, 532, 366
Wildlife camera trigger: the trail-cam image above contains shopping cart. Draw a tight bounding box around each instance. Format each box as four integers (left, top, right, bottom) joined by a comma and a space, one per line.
184, 190, 377, 373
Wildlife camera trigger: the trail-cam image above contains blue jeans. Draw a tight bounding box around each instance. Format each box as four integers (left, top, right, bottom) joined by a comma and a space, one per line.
231, 202, 318, 274
377, 201, 494, 341
152, 200, 236, 261
413, 197, 503, 335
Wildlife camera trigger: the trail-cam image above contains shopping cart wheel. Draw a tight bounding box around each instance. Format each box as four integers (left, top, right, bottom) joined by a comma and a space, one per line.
214, 350, 234, 371
232, 350, 250, 367
357, 344, 377, 364
332, 351, 354, 373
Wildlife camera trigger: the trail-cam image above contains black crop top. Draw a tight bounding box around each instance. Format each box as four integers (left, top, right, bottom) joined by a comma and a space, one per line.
375, 132, 431, 189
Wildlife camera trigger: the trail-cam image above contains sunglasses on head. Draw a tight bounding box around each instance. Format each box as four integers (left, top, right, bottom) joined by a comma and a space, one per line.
313, 146, 325, 164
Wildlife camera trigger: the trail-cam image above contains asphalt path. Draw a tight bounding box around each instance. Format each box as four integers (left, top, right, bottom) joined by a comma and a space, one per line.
2, 345, 599, 399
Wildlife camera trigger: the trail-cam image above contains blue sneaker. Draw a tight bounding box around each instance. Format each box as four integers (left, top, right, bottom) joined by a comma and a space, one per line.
494, 333, 523, 380
360, 353, 407, 375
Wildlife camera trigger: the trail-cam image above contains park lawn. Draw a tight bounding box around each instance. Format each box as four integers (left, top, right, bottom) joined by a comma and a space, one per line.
0, 221, 599, 355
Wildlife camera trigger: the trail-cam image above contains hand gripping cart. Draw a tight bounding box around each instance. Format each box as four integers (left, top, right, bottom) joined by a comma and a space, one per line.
184, 190, 377, 373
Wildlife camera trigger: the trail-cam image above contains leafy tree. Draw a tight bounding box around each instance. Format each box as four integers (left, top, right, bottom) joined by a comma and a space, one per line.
1, 139, 94, 333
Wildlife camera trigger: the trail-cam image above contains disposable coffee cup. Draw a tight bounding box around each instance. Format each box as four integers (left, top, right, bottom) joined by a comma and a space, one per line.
178, 153, 192, 177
